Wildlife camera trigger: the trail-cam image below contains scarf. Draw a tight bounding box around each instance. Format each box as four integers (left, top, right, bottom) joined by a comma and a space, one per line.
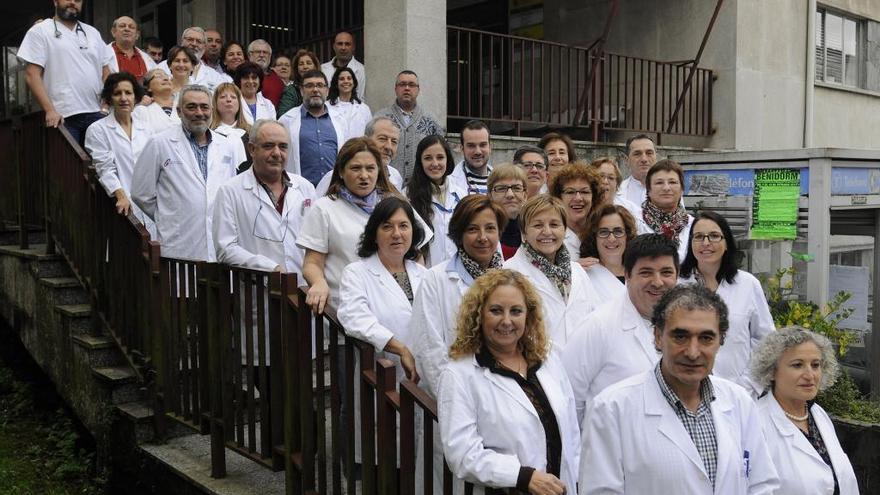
523, 242, 572, 301
641, 199, 689, 246
458, 248, 503, 282
338, 186, 381, 214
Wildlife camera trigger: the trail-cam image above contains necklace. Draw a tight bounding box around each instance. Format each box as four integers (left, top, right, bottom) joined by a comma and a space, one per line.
783, 406, 809, 422
497, 357, 526, 378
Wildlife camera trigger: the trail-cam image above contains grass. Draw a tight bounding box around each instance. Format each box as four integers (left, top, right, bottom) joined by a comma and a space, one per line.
0, 363, 104, 495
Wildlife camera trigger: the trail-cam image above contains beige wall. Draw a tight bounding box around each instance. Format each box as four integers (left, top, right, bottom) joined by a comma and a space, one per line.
813, 86, 880, 148
820, 0, 880, 20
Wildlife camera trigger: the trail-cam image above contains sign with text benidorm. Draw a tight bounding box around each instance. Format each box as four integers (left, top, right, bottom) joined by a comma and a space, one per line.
750, 169, 800, 240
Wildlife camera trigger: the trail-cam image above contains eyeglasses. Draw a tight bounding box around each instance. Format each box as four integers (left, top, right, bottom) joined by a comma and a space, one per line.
396, 82, 419, 88
302, 82, 327, 90
517, 161, 547, 171
692, 232, 724, 244
491, 184, 525, 194
561, 188, 592, 198
597, 228, 626, 238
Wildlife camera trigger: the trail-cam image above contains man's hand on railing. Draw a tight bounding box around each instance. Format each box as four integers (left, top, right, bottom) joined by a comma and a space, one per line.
114, 192, 132, 216
528, 470, 567, 495
305, 279, 330, 314
45, 110, 63, 128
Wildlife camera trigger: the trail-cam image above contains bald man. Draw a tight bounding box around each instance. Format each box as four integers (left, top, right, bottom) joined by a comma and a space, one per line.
107, 16, 155, 79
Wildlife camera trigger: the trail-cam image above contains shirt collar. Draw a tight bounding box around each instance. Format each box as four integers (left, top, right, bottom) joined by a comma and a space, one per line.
182, 125, 212, 146
301, 104, 329, 118
653, 360, 715, 411
252, 167, 292, 188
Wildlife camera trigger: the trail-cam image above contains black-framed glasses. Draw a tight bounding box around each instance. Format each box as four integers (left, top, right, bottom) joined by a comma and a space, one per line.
597, 228, 626, 238
692, 232, 724, 244
561, 188, 591, 198
491, 184, 525, 194
517, 161, 546, 171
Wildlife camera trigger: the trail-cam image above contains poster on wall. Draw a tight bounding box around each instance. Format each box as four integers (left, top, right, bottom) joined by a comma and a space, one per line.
750, 169, 800, 240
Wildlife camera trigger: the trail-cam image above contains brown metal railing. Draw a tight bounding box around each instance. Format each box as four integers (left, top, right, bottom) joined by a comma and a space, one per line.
447, 26, 714, 138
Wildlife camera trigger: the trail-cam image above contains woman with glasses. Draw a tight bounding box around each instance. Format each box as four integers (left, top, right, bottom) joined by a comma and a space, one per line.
590, 156, 642, 217
487, 165, 528, 259
405, 135, 467, 266
636, 159, 693, 262
680, 211, 775, 396
548, 163, 603, 267
504, 195, 598, 348
514, 145, 549, 198
579, 204, 637, 298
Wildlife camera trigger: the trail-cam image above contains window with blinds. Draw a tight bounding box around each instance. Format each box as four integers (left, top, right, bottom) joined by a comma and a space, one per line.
815, 8, 861, 88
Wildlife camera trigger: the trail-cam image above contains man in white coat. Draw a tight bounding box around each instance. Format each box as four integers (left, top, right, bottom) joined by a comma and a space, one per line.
131, 85, 238, 261
580, 284, 780, 495
617, 134, 657, 207
213, 119, 316, 274
562, 233, 680, 422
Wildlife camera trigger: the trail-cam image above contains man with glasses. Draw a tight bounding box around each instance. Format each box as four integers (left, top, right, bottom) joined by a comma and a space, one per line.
247, 39, 283, 107
213, 119, 316, 273
375, 70, 443, 181
320, 31, 366, 100
278, 70, 346, 186
562, 233, 680, 423
512, 144, 549, 197
18, 0, 114, 144
157, 26, 228, 91
449, 119, 493, 194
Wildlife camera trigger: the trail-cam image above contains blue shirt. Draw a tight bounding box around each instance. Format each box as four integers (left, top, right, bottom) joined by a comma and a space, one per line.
183, 126, 212, 181
299, 105, 338, 185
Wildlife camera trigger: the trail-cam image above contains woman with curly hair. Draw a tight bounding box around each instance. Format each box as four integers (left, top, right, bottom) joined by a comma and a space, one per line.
548, 162, 603, 266
439, 269, 579, 495
751, 327, 858, 494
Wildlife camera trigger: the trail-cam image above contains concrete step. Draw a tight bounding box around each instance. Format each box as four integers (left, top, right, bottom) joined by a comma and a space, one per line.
55, 303, 96, 336
40, 276, 89, 305
117, 401, 155, 443
0, 226, 46, 246
93, 365, 138, 385
0, 244, 73, 278
72, 334, 125, 367
40, 276, 80, 289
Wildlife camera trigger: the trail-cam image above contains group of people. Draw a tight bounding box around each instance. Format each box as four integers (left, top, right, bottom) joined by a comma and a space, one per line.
19, 2, 859, 494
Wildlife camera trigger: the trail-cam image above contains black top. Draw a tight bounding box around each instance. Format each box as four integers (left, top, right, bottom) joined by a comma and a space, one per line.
476, 346, 562, 493
803, 406, 839, 495
501, 218, 523, 249
616, 275, 626, 284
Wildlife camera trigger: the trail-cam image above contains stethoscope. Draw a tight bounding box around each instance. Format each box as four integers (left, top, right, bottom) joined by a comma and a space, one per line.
53, 18, 89, 50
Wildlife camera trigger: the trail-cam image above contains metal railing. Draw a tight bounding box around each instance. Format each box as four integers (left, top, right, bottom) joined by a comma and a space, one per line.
447, 26, 714, 138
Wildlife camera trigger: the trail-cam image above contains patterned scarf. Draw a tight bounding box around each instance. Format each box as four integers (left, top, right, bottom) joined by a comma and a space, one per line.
458, 248, 503, 281
523, 242, 572, 301
641, 199, 689, 246
338, 186, 382, 214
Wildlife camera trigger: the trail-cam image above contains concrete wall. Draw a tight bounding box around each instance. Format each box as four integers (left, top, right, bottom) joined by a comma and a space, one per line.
813, 86, 880, 148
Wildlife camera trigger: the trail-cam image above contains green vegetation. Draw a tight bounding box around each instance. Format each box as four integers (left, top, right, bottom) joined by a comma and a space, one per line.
0, 366, 104, 494
763, 267, 880, 423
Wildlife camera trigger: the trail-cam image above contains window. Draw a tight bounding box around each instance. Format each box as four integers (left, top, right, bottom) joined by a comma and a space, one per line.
815, 8, 862, 88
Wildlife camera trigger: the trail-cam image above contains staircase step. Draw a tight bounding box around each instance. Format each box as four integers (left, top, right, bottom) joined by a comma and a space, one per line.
0, 244, 61, 260
40, 277, 81, 289
117, 401, 154, 424
55, 304, 91, 318
92, 365, 137, 385
72, 334, 116, 350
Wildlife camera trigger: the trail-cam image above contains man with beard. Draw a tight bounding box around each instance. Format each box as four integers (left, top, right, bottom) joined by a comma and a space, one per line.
313, 116, 403, 196
131, 85, 238, 262
106, 16, 155, 80
449, 119, 493, 194
202, 29, 223, 72
320, 31, 366, 100
278, 70, 346, 186
247, 38, 283, 107
157, 26, 228, 91
18, 0, 114, 144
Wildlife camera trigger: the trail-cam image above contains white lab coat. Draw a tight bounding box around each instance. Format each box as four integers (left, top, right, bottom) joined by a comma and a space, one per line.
133, 103, 181, 135
637, 213, 694, 263
504, 248, 599, 348
313, 165, 403, 197
327, 99, 372, 142
563, 228, 581, 261
580, 371, 780, 495
131, 125, 238, 261
448, 161, 492, 195
277, 104, 346, 177
404, 180, 468, 267
617, 176, 647, 207
106, 43, 156, 73
321, 57, 367, 100
157, 60, 230, 91
240, 92, 277, 124
561, 293, 658, 423
212, 169, 316, 274
680, 271, 775, 397
439, 350, 581, 494
584, 263, 626, 300
84, 111, 155, 236
757, 392, 858, 495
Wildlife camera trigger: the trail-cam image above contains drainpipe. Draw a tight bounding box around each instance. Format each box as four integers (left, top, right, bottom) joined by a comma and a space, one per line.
804, 0, 816, 148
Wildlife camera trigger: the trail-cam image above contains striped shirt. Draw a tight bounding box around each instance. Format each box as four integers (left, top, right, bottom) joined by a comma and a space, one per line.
462, 161, 491, 195
654, 361, 718, 488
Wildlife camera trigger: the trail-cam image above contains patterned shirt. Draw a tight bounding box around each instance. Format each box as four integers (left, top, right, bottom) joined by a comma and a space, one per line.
654, 361, 718, 488
183, 127, 212, 180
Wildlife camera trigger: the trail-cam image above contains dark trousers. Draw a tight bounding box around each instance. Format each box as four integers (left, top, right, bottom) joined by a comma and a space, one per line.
63, 111, 106, 146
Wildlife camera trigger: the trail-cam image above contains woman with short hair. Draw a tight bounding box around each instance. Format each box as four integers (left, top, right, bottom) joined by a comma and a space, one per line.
751, 327, 858, 494
166, 45, 197, 99
234, 61, 276, 124
220, 41, 246, 77
504, 195, 598, 347
637, 159, 693, 261
487, 164, 527, 259
539, 132, 577, 181
590, 156, 641, 216
548, 163, 602, 265
134, 68, 180, 133
439, 269, 579, 495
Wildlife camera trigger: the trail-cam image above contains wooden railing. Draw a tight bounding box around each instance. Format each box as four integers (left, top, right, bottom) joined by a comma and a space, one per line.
0, 112, 478, 494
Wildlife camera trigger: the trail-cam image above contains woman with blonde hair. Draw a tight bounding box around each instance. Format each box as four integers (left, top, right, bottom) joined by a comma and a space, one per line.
210, 82, 249, 169
439, 269, 579, 495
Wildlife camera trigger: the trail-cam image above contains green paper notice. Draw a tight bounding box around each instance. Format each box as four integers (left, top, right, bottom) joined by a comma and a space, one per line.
750, 169, 800, 240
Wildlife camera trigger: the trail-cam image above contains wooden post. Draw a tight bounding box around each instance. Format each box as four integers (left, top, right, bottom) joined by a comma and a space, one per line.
376, 359, 399, 495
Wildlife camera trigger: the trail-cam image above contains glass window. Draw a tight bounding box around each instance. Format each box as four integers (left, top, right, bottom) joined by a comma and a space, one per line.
815, 8, 864, 89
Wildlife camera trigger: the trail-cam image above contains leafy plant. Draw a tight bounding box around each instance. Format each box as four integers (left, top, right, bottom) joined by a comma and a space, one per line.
762, 267, 880, 423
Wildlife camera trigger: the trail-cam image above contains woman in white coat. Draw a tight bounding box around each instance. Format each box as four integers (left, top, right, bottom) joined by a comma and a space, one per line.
85, 72, 154, 233
405, 135, 468, 267
579, 204, 637, 299
504, 194, 598, 349
636, 159, 693, 262
439, 269, 579, 494
751, 327, 859, 494
326, 66, 372, 142
234, 62, 277, 125
680, 211, 775, 395
548, 162, 602, 268
134, 68, 180, 134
